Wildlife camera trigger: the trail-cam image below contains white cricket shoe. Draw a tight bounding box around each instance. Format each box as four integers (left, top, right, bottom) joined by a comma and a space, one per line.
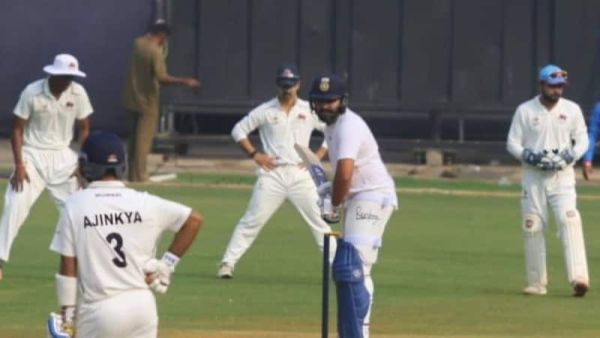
217, 263, 234, 279
522, 284, 547, 296
572, 280, 589, 298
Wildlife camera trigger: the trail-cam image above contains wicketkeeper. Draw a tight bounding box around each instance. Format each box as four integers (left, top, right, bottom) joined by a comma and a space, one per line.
309, 74, 397, 338
507, 64, 590, 297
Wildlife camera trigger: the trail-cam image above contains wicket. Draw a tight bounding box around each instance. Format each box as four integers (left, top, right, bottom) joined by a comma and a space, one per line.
322, 231, 339, 338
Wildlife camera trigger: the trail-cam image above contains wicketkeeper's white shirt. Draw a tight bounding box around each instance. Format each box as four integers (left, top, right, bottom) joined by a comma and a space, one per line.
325, 109, 397, 207
231, 97, 326, 165
14, 78, 93, 150
507, 95, 588, 164
50, 181, 191, 304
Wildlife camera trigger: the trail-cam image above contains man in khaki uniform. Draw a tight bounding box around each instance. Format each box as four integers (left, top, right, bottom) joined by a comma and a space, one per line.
122, 21, 201, 182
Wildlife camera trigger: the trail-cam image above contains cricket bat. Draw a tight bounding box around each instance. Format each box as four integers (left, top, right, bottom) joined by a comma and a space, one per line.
294, 143, 329, 187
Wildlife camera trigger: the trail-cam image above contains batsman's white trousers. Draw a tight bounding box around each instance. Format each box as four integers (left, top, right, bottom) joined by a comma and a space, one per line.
520, 166, 589, 287
221, 165, 335, 265
0, 146, 78, 262
77, 289, 158, 338
343, 196, 395, 338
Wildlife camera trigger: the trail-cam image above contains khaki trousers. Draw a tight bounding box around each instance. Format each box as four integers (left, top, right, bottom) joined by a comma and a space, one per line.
128, 105, 159, 182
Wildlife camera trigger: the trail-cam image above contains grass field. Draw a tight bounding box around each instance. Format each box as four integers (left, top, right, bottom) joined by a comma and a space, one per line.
1, 175, 600, 337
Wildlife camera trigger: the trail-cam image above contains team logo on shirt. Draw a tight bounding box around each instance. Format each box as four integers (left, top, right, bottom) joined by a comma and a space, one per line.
66, 102, 74, 108
319, 78, 330, 92
298, 113, 306, 120
559, 114, 567, 121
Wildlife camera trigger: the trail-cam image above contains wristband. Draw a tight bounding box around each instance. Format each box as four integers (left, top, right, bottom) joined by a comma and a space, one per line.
56, 274, 77, 306
248, 150, 258, 158
161, 251, 180, 269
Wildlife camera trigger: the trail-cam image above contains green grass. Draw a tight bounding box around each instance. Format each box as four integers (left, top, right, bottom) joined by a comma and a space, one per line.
1, 177, 600, 337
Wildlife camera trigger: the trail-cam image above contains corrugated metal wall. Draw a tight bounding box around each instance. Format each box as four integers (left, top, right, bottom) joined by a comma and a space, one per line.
1, 1, 600, 141
164, 0, 600, 140
0, 1, 153, 135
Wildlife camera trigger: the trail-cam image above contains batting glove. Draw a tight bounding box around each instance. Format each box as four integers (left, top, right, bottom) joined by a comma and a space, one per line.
522, 148, 542, 167
143, 252, 179, 294
320, 195, 341, 224
46, 307, 75, 338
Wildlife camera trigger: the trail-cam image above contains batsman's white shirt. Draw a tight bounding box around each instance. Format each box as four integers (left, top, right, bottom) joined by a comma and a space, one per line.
231, 98, 326, 164
50, 181, 191, 304
325, 108, 397, 338
507, 95, 588, 166
325, 109, 397, 207
14, 78, 93, 150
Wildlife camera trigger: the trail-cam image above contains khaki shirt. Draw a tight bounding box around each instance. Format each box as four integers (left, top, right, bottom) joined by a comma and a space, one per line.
122, 35, 167, 112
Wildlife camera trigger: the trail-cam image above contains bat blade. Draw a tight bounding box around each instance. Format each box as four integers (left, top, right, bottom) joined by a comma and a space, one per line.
294, 144, 329, 187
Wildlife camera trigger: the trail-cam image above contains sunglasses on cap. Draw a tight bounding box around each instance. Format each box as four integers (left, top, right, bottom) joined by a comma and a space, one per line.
549, 70, 568, 79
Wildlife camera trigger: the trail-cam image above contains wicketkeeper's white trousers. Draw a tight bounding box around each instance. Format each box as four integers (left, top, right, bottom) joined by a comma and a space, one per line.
343, 196, 395, 338
221, 165, 335, 266
0, 146, 78, 262
77, 289, 158, 338
520, 166, 589, 288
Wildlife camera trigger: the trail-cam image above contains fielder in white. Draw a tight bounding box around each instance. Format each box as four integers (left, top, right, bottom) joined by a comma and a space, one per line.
47, 131, 202, 338
0, 54, 92, 280
217, 64, 336, 278
507, 64, 590, 297
309, 74, 397, 338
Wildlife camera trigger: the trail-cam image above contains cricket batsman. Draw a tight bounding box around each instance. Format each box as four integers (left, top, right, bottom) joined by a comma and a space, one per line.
507, 64, 590, 297
47, 131, 202, 337
309, 74, 397, 338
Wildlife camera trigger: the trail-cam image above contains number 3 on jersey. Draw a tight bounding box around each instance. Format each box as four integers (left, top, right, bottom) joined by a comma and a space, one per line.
106, 232, 127, 268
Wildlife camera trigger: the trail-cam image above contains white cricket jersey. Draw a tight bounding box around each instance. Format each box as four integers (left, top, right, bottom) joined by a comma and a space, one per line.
50, 181, 191, 303
13, 78, 93, 150
507, 95, 589, 165
325, 109, 397, 207
231, 97, 326, 165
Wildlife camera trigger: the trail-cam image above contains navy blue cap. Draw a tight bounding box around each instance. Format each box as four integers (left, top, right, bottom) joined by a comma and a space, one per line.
81, 131, 125, 165
276, 63, 300, 89
308, 74, 347, 101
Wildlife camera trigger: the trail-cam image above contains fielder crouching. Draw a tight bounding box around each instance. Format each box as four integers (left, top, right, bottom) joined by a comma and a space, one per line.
507, 64, 590, 297
47, 131, 202, 338
309, 74, 397, 338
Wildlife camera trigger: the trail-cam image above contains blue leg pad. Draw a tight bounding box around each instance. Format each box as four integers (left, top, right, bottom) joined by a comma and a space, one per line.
332, 239, 369, 338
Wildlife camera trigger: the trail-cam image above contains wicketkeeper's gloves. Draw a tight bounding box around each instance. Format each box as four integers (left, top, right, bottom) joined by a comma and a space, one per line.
522, 148, 543, 167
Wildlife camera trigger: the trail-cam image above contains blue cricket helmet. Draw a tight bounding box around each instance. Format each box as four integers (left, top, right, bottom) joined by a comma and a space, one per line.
308, 73, 347, 102
79, 131, 126, 181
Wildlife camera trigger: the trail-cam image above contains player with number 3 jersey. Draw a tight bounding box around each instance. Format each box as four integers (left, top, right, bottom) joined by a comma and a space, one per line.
48, 131, 202, 338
